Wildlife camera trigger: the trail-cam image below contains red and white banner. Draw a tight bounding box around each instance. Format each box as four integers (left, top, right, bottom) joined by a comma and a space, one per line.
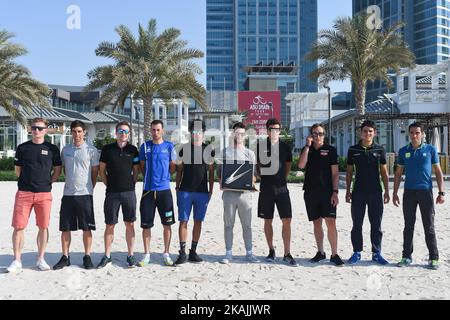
238, 91, 281, 135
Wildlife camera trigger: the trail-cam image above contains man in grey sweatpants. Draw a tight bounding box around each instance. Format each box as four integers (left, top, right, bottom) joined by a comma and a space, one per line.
218, 122, 259, 264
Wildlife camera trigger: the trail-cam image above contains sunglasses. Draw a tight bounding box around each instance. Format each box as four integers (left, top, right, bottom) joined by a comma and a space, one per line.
269, 127, 281, 132
117, 129, 130, 135
31, 126, 46, 132
191, 130, 203, 135
311, 132, 325, 137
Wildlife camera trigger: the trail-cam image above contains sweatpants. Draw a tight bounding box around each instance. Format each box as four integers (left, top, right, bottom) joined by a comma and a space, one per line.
222, 191, 253, 252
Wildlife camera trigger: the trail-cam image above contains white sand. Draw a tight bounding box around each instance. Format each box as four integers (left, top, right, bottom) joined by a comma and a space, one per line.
0, 181, 449, 300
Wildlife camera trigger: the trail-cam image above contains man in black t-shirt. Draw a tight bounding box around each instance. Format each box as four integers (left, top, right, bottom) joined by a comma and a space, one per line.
174, 120, 215, 265
346, 120, 390, 265
7, 117, 61, 273
299, 124, 344, 266
97, 121, 140, 269
257, 118, 297, 266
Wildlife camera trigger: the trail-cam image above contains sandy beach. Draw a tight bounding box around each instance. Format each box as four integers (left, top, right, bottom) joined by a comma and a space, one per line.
1, 181, 449, 300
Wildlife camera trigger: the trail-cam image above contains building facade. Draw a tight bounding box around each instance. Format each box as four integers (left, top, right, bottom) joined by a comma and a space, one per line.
207, 0, 319, 127
353, 0, 450, 101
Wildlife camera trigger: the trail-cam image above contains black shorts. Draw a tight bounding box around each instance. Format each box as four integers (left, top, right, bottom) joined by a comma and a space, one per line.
104, 191, 137, 225
140, 190, 175, 229
257, 185, 292, 220
304, 191, 337, 221
59, 195, 96, 231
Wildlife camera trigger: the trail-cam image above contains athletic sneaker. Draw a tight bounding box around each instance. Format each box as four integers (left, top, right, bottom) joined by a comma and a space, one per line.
188, 250, 203, 263
163, 253, 174, 266
397, 257, 412, 267
372, 252, 389, 265
97, 256, 112, 269
53, 255, 70, 270
428, 260, 439, 270
6, 260, 22, 273
283, 253, 298, 267
83, 255, 94, 270
245, 253, 260, 263
310, 251, 326, 263
220, 252, 233, 264
138, 255, 151, 267
330, 254, 345, 266
127, 255, 139, 268
347, 252, 361, 264
265, 249, 276, 262
36, 259, 51, 271
174, 251, 187, 265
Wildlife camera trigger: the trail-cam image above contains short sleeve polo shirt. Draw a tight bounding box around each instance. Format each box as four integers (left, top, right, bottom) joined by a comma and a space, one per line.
303, 144, 338, 192
398, 143, 439, 190
139, 140, 176, 191
61, 142, 100, 196
347, 142, 387, 193
99, 142, 140, 192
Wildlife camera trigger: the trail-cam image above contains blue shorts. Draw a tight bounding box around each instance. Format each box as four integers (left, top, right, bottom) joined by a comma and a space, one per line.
177, 191, 210, 222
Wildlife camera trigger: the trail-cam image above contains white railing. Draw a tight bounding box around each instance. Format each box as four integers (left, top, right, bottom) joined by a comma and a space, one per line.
400, 89, 448, 104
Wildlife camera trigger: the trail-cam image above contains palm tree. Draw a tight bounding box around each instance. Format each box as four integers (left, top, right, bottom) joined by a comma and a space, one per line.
307, 14, 416, 115
0, 29, 51, 125
86, 19, 207, 141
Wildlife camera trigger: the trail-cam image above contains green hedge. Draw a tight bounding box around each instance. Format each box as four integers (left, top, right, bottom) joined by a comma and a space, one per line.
0, 157, 14, 171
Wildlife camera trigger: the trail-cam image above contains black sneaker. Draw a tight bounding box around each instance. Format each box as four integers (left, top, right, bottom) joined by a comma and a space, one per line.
174, 251, 187, 265
188, 250, 203, 263
126, 255, 138, 268
83, 255, 94, 270
53, 255, 70, 270
265, 249, 276, 262
330, 254, 345, 267
310, 251, 326, 263
283, 253, 298, 267
97, 255, 112, 269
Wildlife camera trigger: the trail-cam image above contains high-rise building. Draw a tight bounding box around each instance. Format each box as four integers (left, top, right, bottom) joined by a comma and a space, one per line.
206, 0, 318, 126
353, 0, 450, 101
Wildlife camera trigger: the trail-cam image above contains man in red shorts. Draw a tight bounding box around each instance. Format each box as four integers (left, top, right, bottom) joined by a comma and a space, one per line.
7, 117, 62, 273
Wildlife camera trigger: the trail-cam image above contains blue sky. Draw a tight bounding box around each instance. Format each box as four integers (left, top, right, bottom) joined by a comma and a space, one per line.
0, 0, 352, 92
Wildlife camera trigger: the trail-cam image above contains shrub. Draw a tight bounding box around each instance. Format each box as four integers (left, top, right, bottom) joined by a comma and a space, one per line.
0, 157, 15, 171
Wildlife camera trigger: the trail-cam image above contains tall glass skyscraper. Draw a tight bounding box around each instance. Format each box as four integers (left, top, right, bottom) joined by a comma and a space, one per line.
207, 0, 318, 93
353, 0, 450, 101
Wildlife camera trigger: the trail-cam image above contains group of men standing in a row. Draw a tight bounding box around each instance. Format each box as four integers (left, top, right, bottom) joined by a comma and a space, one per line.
5, 116, 445, 273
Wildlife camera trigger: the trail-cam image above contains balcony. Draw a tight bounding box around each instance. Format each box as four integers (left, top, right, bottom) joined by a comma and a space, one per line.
399, 89, 448, 105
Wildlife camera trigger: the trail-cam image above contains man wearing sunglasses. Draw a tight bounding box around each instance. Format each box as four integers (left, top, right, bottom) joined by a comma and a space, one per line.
298, 124, 344, 266
97, 121, 140, 269
257, 118, 297, 266
53, 120, 100, 270
174, 120, 215, 265
7, 118, 62, 273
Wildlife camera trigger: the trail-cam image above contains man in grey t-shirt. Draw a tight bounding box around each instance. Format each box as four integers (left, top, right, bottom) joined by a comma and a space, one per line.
53, 120, 100, 270
217, 122, 259, 264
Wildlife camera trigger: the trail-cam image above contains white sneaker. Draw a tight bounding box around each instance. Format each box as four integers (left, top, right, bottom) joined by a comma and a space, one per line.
138, 254, 151, 267
163, 253, 174, 266
220, 252, 233, 264
246, 253, 260, 263
36, 259, 51, 271
6, 260, 22, 273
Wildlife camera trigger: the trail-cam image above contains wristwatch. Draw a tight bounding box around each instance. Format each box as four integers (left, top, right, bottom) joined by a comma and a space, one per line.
438, 191, 445, 196
333, 189, 339, 194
